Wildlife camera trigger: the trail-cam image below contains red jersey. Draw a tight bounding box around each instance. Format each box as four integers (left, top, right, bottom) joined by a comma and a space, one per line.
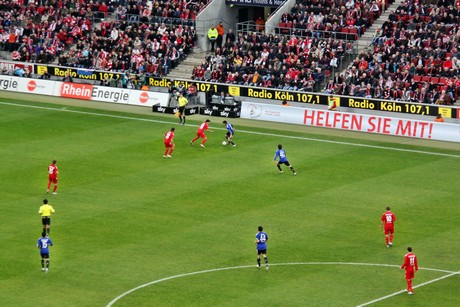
381, 211, 396, 228
164, 131, 175, 143
197, 122, 209, 134
401, 252, 418, 271
48, 163, 58, 179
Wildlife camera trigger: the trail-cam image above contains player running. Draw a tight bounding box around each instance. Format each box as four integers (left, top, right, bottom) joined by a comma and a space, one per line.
274, 144, 296, 175
191, 119, 211, 148
223, 120, 236, 146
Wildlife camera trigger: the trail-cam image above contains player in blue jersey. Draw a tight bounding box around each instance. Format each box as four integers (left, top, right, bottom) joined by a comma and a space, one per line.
37, 232, 53, 273
222, 120, 236, 146
274, 144, 296, 175
255, 226, 269, 270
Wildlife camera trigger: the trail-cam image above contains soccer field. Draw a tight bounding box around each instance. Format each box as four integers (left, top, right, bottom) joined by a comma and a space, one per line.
0, 96, 459, 307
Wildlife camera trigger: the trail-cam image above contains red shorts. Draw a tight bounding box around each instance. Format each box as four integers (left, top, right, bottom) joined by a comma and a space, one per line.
164, 141, 173, 148
48, 176, 58, 184
405, 268, 415, 279
196, 132, 206, 138
384, 226, 394, 234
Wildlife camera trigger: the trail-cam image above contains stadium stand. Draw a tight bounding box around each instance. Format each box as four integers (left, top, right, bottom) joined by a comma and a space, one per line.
191, 30, 356, 92
192, 0, 386, 91
0, 0, 458, 104
0, 0, 207, 80
334, 0, 460, 104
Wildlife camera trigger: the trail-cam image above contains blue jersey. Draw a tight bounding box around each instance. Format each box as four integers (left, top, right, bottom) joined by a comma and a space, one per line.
226, 122, 235, 135
274, 149, 288, 163
256, 231, 268, 250
37, 237, 53, 254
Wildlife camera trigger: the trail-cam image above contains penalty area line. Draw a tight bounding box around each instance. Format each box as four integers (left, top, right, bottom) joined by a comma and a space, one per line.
1, 100, 459, 159
357, 271, 460, 306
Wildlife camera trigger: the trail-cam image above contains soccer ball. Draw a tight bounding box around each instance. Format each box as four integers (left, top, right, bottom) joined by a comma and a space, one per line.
222, 141, 227, 145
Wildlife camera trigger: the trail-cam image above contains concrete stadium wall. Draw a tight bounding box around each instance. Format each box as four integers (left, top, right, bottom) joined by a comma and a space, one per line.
196, 0, 239, 52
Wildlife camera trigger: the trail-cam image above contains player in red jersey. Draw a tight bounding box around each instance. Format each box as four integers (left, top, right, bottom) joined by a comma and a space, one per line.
47, 160, 59, 194
381, 206, 396, 247
163, 127, 175, 158
190, 119, 211, 148
401, 247, 418, 294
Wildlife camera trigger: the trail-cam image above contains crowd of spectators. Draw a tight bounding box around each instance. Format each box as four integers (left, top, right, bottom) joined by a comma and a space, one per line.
192, 0, 386, 91
191, 0, 388, 91
277, 0, 388, 39
193, 29, 354, 91
56, 19, 197, 78
1, 0, 205, 78
114, 0, 209, 25
324, 0, 460, 105
0, 0, 96, 66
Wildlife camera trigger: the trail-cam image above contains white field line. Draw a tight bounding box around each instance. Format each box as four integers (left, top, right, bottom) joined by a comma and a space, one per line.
105, 262, 457, 306
357, 271, 459, 306
1, 101, 459, 158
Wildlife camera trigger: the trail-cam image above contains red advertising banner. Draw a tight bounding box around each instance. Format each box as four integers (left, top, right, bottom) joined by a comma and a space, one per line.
60, 82, 93, 100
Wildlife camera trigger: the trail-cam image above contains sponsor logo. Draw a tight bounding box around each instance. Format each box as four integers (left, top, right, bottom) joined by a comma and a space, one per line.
0, 76, 18, 90
220, 111, 230, 117
92, 86, 129, 103
27, 80, 36, 91
60, 83, 93, 100
157, 107, 166, 113
139, 92, 149, 103
189, 108, 197, 114
247, 104, 262, 118
204, 109, 213, 115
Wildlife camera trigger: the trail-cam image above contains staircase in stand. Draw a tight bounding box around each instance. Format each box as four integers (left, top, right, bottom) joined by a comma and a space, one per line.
356, 0, 404, 54
167, 48, 207, 80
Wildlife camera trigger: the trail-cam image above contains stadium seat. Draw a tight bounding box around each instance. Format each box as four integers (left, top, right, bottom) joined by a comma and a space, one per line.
413, 75, 422, 82
279, 22, 289, 34
348, 28, 358, 40
438, 77, 448, 85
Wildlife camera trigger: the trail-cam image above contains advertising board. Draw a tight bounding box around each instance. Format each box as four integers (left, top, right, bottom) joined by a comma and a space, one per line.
17, 78, 56, 95
241, 102, 460, 142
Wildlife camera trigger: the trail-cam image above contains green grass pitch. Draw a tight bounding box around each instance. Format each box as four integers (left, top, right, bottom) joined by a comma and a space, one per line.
0, 96, 459, 306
